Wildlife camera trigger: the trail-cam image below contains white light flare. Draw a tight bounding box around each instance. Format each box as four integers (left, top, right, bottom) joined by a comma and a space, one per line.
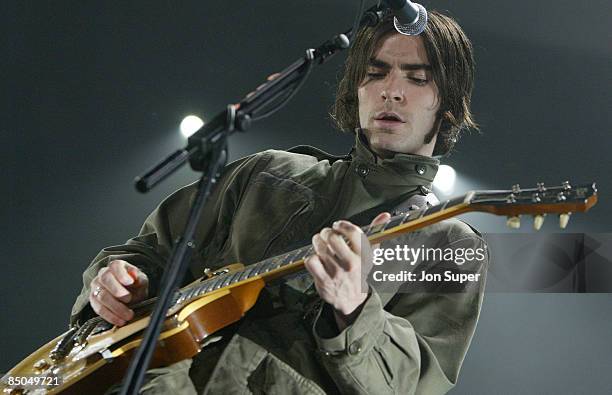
180, 115, 204, 138
433, 165, 456, 195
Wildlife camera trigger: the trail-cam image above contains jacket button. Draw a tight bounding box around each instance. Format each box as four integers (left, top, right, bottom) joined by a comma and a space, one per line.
355, 164, 370, 178
415, 164, 426, 175
348, 341, 362, 355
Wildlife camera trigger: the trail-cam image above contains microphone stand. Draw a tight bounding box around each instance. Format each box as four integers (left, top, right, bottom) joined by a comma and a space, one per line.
120, 4, 386, 394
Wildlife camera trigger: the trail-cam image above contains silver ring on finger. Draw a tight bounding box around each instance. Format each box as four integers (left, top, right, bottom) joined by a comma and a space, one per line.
93, 286, 102, 298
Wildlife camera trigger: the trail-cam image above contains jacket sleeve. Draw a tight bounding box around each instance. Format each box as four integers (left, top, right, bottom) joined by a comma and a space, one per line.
69, 152, 268, 327
311, 232, 489, 395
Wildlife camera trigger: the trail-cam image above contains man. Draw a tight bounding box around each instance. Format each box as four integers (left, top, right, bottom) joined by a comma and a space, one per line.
71, 10, 487, 394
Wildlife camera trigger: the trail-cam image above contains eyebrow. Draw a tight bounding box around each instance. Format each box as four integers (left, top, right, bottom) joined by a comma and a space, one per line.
368, 58, 432, 71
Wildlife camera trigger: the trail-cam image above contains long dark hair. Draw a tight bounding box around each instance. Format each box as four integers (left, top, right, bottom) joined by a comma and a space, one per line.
330, 11, 478, 156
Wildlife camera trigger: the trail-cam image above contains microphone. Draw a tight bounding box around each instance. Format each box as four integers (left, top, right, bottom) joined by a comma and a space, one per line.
383, 0, 428, 36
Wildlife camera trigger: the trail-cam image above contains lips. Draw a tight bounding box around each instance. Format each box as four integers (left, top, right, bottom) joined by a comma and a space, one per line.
374, 111, 405, 123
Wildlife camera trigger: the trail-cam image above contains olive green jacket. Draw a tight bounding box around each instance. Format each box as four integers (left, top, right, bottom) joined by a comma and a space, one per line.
71, 132, 488, 394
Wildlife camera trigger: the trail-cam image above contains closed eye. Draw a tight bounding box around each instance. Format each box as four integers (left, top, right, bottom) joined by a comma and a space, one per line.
409, 77, 428, 85
367, 72, 385, 79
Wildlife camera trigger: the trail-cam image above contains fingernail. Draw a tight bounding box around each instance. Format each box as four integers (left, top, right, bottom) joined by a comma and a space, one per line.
333, 221, 340, 228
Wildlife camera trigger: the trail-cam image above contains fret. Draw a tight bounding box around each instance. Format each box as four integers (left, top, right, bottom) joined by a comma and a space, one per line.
171, 291, 182, 306
283, 248, 301, 264
251, 258, 272, 276
238, 268, 251, 281
446, 195, 468, 208
425, 203, 444, 216
254, 262, 269, 274
368, 222, 386, 235
279, 250, 297, 266
256, 259, 273, 274
203, 280, 215, 293
185, 286, 198, 301
297, 246, 313, 260
416, 207, 427, 219
227, 271, 242, 285
243, 265, 258, 279
191, 284, 204, 297
221, 273, 236, 288
249, 264, 261, 277
269, 255, 283, 270
400, 210, 411, 224
383, 215, 404, 231
210, 276, 226, 290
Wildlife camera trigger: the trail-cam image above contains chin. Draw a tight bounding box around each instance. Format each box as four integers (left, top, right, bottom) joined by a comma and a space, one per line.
369, 141, 398, 158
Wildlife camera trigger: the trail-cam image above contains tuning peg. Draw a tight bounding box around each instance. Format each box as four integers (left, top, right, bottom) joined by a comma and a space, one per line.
536, 182, 546, 192
511, 184, 521, 193
562, 181, 572, 190
533, 214, 545, 230
559, 212, 571, 229
506, 215, 521, 229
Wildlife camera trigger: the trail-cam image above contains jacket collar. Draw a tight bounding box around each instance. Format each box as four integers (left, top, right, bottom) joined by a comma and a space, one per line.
350, 129, 439, 187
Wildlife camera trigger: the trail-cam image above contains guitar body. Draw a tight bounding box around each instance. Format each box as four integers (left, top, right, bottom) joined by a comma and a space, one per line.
2, 264, 264, 395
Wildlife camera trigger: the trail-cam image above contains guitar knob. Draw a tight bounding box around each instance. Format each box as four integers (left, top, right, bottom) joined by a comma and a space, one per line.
33, 358, 50, 371
559, 213, 571, 229
533, 214, 545, 230
506, 215, 521, 229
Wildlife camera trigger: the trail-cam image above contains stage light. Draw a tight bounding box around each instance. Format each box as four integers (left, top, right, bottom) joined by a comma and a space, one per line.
180, 115, 204, 138
433, 165, 456, 195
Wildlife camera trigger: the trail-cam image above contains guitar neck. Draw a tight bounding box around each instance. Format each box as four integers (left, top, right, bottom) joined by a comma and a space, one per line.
177, 181, 597, 301
178, 194, 474, 299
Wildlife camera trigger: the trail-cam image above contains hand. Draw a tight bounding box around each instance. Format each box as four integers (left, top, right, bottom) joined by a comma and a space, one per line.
305, 212, 391, 326
89, 260, 149, 327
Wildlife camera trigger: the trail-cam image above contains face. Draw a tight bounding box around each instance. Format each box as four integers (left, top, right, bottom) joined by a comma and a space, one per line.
358, 33, 440, 158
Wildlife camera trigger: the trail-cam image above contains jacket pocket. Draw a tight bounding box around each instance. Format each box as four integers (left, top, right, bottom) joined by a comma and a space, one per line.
373, 344, 394, 388
221, 172, 314, 264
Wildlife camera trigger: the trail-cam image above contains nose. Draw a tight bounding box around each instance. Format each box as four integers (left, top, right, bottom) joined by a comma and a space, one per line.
380, 74, 404, 103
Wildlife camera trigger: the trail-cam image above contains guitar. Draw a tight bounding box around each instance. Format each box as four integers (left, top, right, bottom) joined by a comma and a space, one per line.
1, 182, 598, 394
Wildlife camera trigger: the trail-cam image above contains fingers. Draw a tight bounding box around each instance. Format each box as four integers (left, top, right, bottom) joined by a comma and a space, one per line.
109, 260, 136, 287
331, 220, 363, 255
88, 260, 148, 327
97, 267, 132, 303
323, 228, 358, 271
305, 222, 370, 315
90, 300, 127, 327
304, 254, 332, 285
312, 232, 342, 276
90, 280, 134, 324
370, 212, 391, 249
371, 212, 391, 226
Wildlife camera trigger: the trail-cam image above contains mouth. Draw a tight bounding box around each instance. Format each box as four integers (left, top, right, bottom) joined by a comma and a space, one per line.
373, 112, 405, 127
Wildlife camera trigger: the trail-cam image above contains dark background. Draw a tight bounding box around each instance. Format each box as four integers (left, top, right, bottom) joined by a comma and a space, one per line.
3, 1, 611, 393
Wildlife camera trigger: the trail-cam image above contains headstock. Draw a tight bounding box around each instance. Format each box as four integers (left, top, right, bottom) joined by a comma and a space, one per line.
467, 181, 598, 230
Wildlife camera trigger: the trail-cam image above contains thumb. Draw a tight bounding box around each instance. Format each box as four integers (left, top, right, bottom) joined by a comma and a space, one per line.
370, 212, 391, 250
